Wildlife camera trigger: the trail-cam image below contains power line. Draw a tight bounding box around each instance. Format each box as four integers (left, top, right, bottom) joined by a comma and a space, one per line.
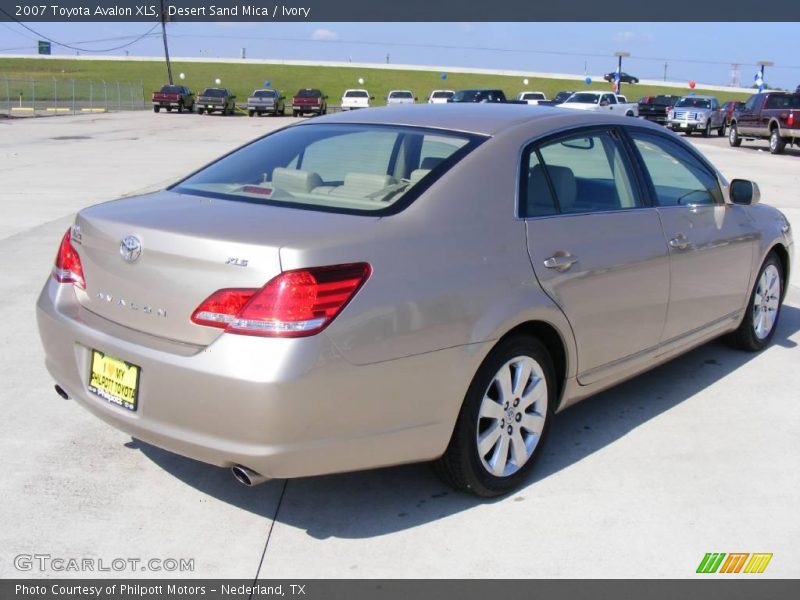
0, 9, 160, 53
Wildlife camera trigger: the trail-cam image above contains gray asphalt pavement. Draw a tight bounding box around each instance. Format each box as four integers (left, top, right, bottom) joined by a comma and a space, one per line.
0, 111, 797, 579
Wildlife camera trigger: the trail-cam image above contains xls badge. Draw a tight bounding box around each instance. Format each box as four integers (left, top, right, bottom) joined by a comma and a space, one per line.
120, 235, 142, 263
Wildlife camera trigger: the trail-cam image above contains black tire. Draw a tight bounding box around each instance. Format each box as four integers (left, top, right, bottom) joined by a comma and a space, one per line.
196, 108, 204, 115
248, 110, 254, 117
684, 130, 692, 136
726, 252, 783, 352
433, 335, 555, 497
177, 101, 184, 114
769, 128, 786, 154
717, 120, 727, 137
702, 122, 711, 137
153, 106, 160, 113
729, 122, 742, 147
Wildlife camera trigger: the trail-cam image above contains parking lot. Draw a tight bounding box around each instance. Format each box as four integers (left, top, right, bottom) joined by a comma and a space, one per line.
0, 110, 798, 579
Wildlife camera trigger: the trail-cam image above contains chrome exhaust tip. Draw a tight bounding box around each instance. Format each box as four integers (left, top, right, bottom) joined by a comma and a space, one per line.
231, 465, 269, 487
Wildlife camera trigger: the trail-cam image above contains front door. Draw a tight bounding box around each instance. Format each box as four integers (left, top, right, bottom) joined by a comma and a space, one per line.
627, 130, 757, 342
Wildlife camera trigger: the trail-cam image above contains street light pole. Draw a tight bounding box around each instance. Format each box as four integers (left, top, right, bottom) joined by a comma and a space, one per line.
614, 51, 630, 95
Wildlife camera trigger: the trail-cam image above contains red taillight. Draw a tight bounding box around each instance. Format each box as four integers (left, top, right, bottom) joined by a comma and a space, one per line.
789, 112, 795, 127
52, 228, 85, 289
191, 263, 371, 337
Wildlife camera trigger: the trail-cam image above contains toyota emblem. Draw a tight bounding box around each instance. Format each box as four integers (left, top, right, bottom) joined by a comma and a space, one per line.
120, 235, 142, 263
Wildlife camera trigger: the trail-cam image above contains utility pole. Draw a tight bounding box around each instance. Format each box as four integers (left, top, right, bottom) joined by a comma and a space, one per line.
614, 51, 630, 95
159, 0, 173, 84
663, 62, 668, 82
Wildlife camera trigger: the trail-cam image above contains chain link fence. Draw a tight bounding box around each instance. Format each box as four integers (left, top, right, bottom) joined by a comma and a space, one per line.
0, 77, 146, 115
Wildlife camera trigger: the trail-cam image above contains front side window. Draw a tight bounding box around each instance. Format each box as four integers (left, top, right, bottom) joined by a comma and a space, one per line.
566, 93, 600, 104
630, 132, 722, 207
520, 129, 639, 217
172, 124, 480, 215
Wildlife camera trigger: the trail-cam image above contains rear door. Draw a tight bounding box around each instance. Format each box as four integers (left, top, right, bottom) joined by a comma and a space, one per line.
626, 129, 757, 342
737, 94, 762, 135
522, 127, 670, 385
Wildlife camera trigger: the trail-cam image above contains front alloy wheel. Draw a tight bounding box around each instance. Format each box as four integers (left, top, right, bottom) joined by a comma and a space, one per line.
434, 336, 554, 496
727, 252, 783, 351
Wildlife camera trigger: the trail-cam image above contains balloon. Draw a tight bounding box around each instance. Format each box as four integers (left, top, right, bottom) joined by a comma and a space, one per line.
523, 78, 529, 85
358, 77, 364, 85
179, 73, 185, 80
215, 78, 221, 85
584, 76, 592, 85
440, 72, 447, 80
689, 91, 696, 96
688, 80, 696, 89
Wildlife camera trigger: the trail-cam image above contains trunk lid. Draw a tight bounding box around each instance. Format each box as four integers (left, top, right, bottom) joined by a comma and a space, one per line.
73, 190, 376, 346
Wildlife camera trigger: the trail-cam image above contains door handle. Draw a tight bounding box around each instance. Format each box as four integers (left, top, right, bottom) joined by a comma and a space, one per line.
669, 234, 690, 250
544, 254, 579, 271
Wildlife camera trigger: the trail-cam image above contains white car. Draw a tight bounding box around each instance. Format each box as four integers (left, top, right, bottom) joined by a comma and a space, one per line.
386, 90, 417, 105
516, 91, 548, 105
341, 89, 372, 110
560, 91, 639, 117
427, 89, 455, 104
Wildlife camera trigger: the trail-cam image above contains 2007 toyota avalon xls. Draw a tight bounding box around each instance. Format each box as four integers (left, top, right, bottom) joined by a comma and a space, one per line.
37, 105, 793, 496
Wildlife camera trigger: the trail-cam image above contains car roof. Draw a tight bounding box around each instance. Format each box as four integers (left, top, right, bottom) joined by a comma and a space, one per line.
299, 103, 667, 137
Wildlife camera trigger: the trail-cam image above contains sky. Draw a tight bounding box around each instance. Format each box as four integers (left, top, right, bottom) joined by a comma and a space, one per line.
1, 22, 799, 90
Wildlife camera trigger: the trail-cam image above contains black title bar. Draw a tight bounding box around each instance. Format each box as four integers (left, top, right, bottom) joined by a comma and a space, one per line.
1, 0, 800, 22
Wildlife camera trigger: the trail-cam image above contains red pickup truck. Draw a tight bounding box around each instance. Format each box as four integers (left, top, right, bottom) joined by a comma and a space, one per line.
291, 89, 328, 117
729, 92, 800, 154
151, 85, 195, 113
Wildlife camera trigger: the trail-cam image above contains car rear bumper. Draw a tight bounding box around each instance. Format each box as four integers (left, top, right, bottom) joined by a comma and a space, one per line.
36, 280, 465, 479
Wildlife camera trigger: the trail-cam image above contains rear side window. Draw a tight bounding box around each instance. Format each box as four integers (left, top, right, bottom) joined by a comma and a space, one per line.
172, 124, 481, 215
520, 130, 638, 217
630, 132, 722, 207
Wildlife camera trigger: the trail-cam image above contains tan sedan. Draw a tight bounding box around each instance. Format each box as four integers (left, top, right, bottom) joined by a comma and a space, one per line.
37, 105, 793, 496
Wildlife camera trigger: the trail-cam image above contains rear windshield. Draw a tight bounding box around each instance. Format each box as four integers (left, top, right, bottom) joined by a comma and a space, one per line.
296, 89, 321, 97
522, 93, 545, 100
676, 98, 711, 108
432, 91, 454, 98
160, 85, 183, 94
566, 93, 600, 104
653, 95, 677, 104
201, 88, 226, 97
345, 91, 368, 98
389, 91, 413, 98
253, 90, 277, 98
172, 124, 483, 215
554, 92, 573, 101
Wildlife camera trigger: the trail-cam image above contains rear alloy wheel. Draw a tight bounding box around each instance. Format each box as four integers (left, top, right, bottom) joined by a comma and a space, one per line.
769, 129, 786, 154
717, 120, 727, 137
702, 121, 711, 137
727, 252, 783, 351
729, 123, 742, 147
433, 336, 554, 497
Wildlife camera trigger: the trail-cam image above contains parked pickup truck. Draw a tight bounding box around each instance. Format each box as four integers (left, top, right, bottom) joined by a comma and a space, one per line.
516, 91, 548, 105
559, 91, 639, 116
341, 89, 373, 110
151, 85, 194, 113
291, 89, 328, 117
196, 88, 236, 115
246, 89, 285, 117
638, 94, 681, 124
729, 92, 800, 154
448, 89, 527, 104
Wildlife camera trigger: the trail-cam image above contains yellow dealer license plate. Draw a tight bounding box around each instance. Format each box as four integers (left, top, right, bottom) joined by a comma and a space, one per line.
88, 350, 140, 411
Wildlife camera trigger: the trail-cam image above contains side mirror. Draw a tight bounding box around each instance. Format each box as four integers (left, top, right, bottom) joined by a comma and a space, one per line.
729, 179, 761, 205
